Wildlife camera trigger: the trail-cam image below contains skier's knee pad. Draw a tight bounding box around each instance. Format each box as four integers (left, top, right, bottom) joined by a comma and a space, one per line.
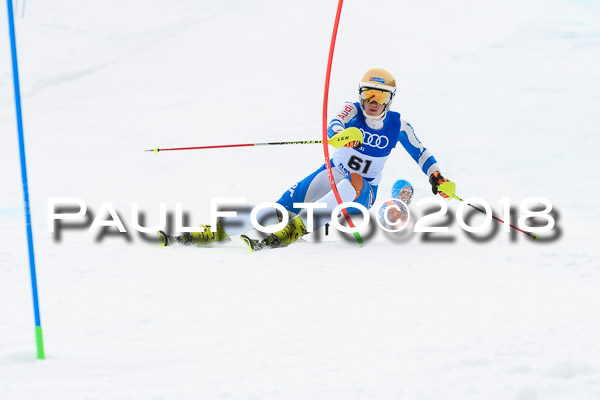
345, 173, 374, 214
348, 173, 364, 194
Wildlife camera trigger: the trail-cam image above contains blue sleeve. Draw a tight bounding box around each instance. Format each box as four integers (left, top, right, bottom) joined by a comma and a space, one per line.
398, 122, 439, 176
327, 123, 342, 139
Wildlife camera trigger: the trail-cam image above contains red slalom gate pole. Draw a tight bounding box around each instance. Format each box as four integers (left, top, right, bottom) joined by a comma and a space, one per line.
322, 0, 363, 245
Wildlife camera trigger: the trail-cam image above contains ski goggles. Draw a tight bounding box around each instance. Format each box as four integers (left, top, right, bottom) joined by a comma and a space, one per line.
360, 88, 392, 105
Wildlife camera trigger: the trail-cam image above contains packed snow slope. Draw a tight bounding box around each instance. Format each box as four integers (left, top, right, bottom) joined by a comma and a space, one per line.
1, 0, 599, 399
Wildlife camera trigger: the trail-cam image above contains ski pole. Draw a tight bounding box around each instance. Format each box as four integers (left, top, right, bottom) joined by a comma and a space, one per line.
438, 182, 540, 240
146, 128, 363, 153
147, 140, 320, 153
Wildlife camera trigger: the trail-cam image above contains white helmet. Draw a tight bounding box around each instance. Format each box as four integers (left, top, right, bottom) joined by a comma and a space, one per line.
358, 67, 396, 119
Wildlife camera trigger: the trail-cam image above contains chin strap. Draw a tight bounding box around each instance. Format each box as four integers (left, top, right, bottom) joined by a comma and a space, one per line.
359, 101, 390, 121
360, 105, 387, 121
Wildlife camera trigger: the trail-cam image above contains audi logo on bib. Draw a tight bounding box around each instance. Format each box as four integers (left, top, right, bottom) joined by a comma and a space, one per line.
363, 132, 390, 149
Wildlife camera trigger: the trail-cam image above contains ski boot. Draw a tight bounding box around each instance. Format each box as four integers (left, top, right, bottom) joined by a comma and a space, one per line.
158, 221, 230, 247
241, 215, 307, 252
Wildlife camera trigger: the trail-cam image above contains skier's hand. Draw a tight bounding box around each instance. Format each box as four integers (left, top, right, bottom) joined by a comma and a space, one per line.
429, 171, 450, 198
344, 140, 361, 148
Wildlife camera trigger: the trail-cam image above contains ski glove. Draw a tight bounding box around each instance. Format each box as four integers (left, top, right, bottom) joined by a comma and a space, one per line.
429, 171, 449, 198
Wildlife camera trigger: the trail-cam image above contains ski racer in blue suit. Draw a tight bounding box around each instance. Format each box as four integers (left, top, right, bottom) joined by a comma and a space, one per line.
251, 68, 452, 250
158, 68, 453, 250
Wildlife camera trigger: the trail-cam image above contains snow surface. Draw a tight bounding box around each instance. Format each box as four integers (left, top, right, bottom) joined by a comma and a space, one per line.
1, 0, 600, 399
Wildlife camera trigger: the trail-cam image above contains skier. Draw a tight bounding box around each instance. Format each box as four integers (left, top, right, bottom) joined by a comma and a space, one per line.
159, 67, 452, 250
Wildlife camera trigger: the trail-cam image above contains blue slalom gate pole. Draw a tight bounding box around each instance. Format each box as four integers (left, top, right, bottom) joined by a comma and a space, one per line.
6, 0, 45, 360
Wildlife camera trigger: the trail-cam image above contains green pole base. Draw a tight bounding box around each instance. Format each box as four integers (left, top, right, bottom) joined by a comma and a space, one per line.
35, 326, 45, 360
352, 231, 364, 245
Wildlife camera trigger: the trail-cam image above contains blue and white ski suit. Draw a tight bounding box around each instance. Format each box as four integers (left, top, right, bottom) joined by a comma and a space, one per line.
276, 102, 440, 215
